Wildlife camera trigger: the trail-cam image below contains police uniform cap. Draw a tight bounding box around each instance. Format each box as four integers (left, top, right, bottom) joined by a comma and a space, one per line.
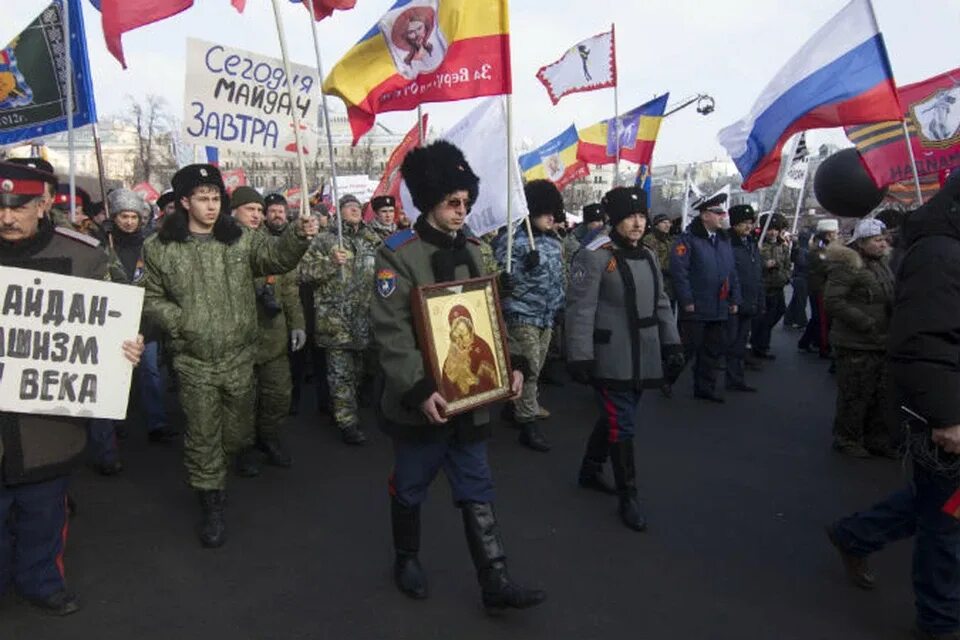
54, 184, 92, 212
371, 195, 396, 211
0, 161, 50, 207
171, 163, 225, 199
693, 193, 728, 214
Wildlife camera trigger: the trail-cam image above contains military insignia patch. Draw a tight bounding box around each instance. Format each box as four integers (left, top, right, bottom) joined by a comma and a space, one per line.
376, 269, 397, 298
606, 257, 617, 273
675, 243, 688, 257
571, 263, 587, 286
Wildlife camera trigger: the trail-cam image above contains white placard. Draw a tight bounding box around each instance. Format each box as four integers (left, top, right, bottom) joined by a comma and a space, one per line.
0, 267, 144, 420
182, 38, 320, 156
335, 174, 378, 204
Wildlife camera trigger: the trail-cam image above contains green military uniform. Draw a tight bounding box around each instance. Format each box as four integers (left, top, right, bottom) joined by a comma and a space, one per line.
299, 222, 381, 433
823, 243, 895, 455
760, 239, 792, 291
642, 228, 675, 299
142, 222, 309, 490
370, 218, 396, 241
254, 259, 305, 442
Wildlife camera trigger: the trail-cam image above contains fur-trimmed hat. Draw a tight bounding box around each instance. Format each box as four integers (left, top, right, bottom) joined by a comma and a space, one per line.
759, 212, 788, 231
264, 193, 287, 209
107, 188, 149, 218
582, 202, 603, 224
400, 140, 479, 215
156, 190, 176, 210
172, 164, 225, 199
524, 179, 564, 222
728, 204, 757, 226
371, 195, 396, 211
601, 186, 647, 226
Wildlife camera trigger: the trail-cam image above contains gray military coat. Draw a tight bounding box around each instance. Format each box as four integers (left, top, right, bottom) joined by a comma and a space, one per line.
565, 232, 680, 390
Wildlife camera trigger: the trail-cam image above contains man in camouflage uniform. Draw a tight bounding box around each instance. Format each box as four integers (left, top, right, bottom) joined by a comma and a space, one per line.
642, 213, 675, 305
299, 193, 381, 445
495, 180, 565, 452
751, 213, 791, 359
369, 195, 398, 241
142, 165, 316, 548
231, 187, 306, 468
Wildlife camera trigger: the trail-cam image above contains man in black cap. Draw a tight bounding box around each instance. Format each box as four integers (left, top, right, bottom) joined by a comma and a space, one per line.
751, 213, 791, 360
566, 186, 683, 531
142, 164, 317, 548
371, 141, 545, 610
726, 205, 764, 392
670, 193, 741, 402
573, 202, 605, 247
0, 162, 145, 615
643, 212, 677, 320
263, 193, 290, 235
156, 190, 176, 221
370, 195, 398, 241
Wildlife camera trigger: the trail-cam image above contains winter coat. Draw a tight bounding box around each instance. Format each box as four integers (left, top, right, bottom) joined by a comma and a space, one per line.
669, 217, 742, 322
0, 220, 110, 485
371, 217, 528, 444
495, 227, 565, 328
888, 177, 960, 428
299, 222, 382, 350
566, 230, 680, 390
107, 228, 147, 285
823, 244, 894, 352
142, 211, 310, 365
642, 228, 675, 299
730, 233, 765, 316
760, 238, 791, 291
807, 242, 833, 296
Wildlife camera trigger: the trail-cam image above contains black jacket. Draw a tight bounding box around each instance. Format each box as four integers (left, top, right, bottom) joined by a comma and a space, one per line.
730, 233, 765, 316
889, 174, 960, 429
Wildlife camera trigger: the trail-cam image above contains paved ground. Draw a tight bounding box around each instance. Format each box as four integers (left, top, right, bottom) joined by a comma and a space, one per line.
0, 326, 917, 640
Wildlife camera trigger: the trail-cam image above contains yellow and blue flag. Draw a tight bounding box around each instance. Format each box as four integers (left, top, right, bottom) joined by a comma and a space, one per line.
519, 125, 588, 190
577, 93, 668, 166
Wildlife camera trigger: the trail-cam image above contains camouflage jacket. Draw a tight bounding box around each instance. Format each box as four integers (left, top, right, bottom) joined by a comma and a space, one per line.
299, 222, 382, 349
369, 219, 397, 241
760, 239, 791, 291
142, 221, 309, 364
495, 228, 565, 328
642, 229, 675, 298
256, 266, 305, 365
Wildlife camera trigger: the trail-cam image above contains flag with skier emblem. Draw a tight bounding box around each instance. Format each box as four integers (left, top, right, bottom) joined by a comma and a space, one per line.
536, 28, 616, 105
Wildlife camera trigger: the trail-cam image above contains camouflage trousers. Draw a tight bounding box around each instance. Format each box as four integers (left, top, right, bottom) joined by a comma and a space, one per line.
833, 348, 890, 450
254, 353, 292, 440
508, 324, 552, 423
175, 350, 256, 491
327, 348, 364, 430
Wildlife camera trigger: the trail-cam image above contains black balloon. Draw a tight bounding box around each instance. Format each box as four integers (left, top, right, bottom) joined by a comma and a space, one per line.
813, 148, 887, 218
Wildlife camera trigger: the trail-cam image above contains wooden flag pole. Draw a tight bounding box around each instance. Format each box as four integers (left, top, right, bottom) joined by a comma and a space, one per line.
270, 0, 311, 222
417, 105, 424, 147
92, 123, 110, 218
505, 94, 515, 273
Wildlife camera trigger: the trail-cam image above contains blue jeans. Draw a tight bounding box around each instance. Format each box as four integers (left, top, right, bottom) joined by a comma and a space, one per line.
138, 341, 167, 432
0, 477, 70, 599
389, 438, 495, 507
832, 464, 960, 635
595, 387, 642, 443
88, 419, 118, 465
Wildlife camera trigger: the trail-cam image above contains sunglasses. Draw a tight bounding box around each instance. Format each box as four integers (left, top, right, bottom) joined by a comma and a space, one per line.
444, 197, 472, 212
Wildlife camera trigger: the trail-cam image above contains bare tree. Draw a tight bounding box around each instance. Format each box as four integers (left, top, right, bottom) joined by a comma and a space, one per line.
359, 137, 376, 178
127, 94, 172, 185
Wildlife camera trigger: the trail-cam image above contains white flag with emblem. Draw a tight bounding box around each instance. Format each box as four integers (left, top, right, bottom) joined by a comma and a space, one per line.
536, 29, 617, 105
782, 133, 810, 189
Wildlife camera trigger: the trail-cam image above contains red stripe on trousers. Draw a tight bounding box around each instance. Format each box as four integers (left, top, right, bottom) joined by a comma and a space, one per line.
600, 388, 620, 444
55, 494, 69, 579
387, 471, 397, 498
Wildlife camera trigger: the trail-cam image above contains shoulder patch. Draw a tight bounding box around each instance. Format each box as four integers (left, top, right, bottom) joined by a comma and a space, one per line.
376, 268, 397, 298
384, 228, 416, 251
54, 225, 101, 248
586, 234, 611, 251
674, 243, 688, 257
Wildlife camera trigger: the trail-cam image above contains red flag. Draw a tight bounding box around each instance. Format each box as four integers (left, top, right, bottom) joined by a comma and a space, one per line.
131, 182, 160, 204
846, 67, 960, 188
363, 114, 427, 221
300, 0, 357, 21
232, 0, 246, 11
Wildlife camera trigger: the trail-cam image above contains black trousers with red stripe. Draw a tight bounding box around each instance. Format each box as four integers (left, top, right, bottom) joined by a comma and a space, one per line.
0, 476, 69, 600
594, 387, 643, 443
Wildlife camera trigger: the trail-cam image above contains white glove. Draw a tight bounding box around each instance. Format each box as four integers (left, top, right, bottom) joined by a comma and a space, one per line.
290, 329, 307, 352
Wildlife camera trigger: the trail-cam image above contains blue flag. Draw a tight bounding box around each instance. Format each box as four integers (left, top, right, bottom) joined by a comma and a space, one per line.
0, 0, 98, 145
634, 164, 652, 209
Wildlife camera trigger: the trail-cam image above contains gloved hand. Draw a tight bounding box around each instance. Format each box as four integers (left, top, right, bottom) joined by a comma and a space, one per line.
497, 271, 514, 297
567, 360, 594, 385
290, 329, 307, 352
661, 344, 686, 383
524, 250, 541, 270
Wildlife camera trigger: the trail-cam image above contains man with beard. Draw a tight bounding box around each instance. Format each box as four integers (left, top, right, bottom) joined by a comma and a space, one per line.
370, 195, 398, 241
142, 165, 317, 548
231, 187, 306, 468
372, 141, 544, 611
0, 162, 144, 615
263, 192, 289, 235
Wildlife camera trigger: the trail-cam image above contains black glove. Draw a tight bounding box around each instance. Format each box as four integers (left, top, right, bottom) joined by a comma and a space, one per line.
497, 272, 514, 297
661, 344, 686, 383
256, 283, 283, 317
524, 250, 540, 270
567, 360, 594, 385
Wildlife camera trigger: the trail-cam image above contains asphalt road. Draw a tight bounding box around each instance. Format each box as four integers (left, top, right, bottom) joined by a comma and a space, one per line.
0, 326, 916, 640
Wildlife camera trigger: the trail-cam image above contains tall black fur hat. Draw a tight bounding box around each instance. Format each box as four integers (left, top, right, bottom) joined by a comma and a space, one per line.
172, 164, 225, 200
601, 186, 648, 226
524, 179, 565, 222
582, 202, 603, 223
401, 140, 479, 215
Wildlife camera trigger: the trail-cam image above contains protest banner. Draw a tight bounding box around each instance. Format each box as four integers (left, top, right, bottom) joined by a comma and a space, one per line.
181, 38, 320, 156
221, 167, 248, 194
335, 174, 377, 203
0, 266, 144, 420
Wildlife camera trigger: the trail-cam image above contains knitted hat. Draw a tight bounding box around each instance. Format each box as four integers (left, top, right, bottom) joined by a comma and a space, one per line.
401, 140, 479, 215
339, 193, 362, 209
107, 188, 149, 218
230, 186, 264, 210
651, 213, 670, 226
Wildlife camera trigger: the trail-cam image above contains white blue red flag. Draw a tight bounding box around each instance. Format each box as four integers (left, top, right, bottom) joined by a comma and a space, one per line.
718, 0, 902, 191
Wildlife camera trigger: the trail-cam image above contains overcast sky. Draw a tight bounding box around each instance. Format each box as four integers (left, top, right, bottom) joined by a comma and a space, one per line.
5, 0, 959, 168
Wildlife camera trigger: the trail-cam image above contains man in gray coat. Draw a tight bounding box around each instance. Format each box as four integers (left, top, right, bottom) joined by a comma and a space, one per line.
565, 186, 683, 532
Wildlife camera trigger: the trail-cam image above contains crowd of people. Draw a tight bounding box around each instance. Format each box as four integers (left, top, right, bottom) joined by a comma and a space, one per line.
3, 146, 960, 639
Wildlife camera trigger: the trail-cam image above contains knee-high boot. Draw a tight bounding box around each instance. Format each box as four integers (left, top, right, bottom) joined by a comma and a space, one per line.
391, 497, 427, 599
609, 441, 647, 532
461, 502, 546, 611
578, 420, 616, 494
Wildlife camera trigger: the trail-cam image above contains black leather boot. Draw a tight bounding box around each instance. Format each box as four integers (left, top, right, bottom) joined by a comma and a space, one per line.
461, 502, 546, 612
391, 498, 428, 599
518, 422, 551, 452
235, 447, 262, 477
197, 490, 226, 548
578, 421, 616, 495
257, 437, 293, 468
609, 441, 647, 532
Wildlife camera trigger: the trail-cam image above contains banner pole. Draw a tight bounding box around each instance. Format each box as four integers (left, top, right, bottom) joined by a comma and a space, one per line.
790, 159, 810, 235
505, 94, 515, 273
270, 0, 311, 222
417, 105, 424, 147
305, 0, 342, 248
63, 0, 76, 224
759, 134, 800, 241
611, 23, 620, 188
901, 119, 924, 205
92, 123, 110, 217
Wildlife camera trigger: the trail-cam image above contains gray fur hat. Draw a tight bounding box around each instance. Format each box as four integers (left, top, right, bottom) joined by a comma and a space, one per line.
108, 188, 149, 218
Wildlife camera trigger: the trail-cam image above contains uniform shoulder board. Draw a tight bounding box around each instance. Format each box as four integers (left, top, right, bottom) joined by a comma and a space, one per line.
586, 233, 611, 251
384, 228, 416, 252
54, 225, 101, 248
466, 237, 481, 245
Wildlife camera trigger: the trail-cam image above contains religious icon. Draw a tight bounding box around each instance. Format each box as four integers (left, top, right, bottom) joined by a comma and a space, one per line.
411, 276, 512, 416
379, 0, 448, 81
913, 87, 960, 147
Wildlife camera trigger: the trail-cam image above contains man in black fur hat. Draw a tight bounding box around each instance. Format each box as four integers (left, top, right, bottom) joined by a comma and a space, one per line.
141, 164, 317, 548
371, 141, 546, 611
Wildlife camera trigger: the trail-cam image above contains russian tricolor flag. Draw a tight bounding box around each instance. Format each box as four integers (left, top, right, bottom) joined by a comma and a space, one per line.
719, 0, 903, 191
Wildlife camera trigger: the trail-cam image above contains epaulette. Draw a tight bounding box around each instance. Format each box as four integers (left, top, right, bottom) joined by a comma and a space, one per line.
384, 228, 416, 251
586, 233, 612, 251
466, 237, 481, 245
54, 225, 101, 248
